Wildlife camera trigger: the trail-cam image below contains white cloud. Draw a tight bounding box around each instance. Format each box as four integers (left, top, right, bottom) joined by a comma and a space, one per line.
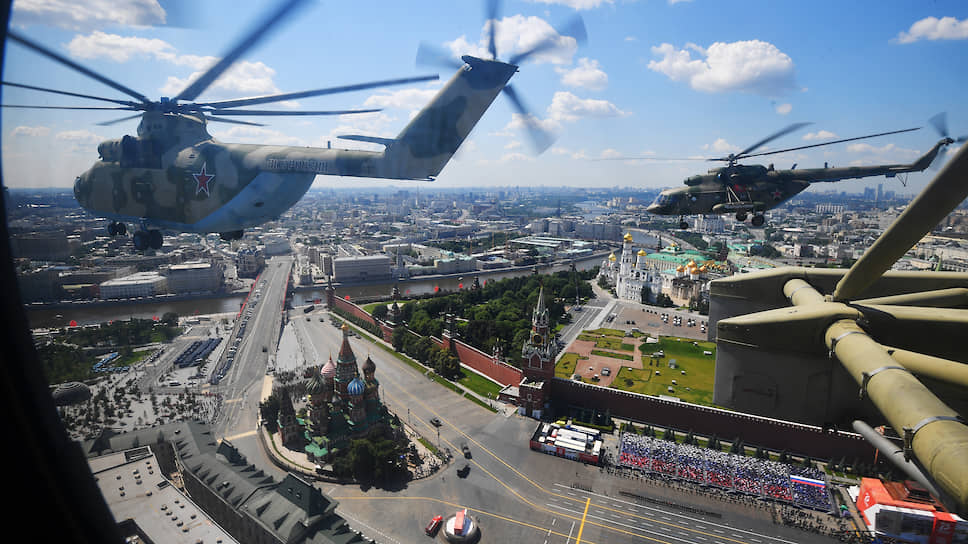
12, 0, 165, 30
669, 0, 693, 4
550, 146, 588, 159
774, 103, 792, 115
446, 15, 580, 65
363, 88, 439, 112
648, 40, 797, 96
500, 152, 533, 162
896, 16, 968, 44
703, 138, 740, 154
54, 129, 103, 152
66, 31, 286, 99
525, 0, 613, 9
599, 148, 623, 158
556, 57, 608, 91
11, 126, 50, 137
803, 130, 837, 141
846, 142, 921, 160
547, 91, 627, 122
210, 126, 307, 147
624, 36, 638, 42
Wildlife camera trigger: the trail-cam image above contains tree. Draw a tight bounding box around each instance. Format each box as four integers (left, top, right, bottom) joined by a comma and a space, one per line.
162, 312, 179, 326
371, 304, 388, 321
640, 286, 652, 305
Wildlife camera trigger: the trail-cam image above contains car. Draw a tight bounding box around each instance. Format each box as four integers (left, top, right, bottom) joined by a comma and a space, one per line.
425, 515, 443, 536
430, 417, 442, 427
602, 367, 611, 376
461, 443, 472, 458
457, 464, 471, 478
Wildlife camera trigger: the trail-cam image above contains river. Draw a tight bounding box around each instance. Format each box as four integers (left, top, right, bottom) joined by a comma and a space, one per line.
26, 253, 608, 329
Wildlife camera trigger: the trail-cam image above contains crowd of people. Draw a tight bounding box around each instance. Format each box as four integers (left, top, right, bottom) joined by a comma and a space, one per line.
618, 432, 831, 510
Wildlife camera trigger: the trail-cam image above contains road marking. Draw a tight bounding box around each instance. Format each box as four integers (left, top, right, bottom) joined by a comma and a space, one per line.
566, 521, 576, 544
222, 429, 256, 441
552, 483, 800, 544
575, 498, 590, 544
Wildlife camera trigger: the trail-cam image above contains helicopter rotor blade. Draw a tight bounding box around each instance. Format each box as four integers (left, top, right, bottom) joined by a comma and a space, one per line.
928, 112, 967, 144
6, 31, 150, 104
415, 42, 463, 70
486, 0, 501, 60
204, 117, 266, 127
1, 105, 136, 111
929, 112, 949, 139
592, 155, 707, 162
502, 83, 554, 154
209, 108, 382, 116
194, 75, 439, 110
1, 81, 140, 108
719, 122, 812, 162
508, 14, 587, 65
172, 0, 310, 103
742, 127, 921, 160
96, 113, 146, 127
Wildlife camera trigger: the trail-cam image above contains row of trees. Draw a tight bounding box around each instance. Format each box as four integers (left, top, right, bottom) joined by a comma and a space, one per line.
392, 269, 596, 367
390, 328, 461, 379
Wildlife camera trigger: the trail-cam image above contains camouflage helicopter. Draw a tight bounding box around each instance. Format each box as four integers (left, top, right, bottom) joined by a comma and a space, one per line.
629, 119, 963, 229
4, 0, 581, 250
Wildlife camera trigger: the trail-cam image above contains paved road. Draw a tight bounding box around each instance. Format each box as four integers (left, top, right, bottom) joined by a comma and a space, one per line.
289, 310, 839, 544
210, 256, 292, 464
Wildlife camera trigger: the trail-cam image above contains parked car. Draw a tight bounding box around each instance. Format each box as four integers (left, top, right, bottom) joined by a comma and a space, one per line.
461, 443, 472, 459
430, 417, 442, 427
425, 515, 443, 536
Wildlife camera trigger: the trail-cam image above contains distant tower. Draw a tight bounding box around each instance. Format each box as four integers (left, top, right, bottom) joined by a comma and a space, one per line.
518, 284, 558, 418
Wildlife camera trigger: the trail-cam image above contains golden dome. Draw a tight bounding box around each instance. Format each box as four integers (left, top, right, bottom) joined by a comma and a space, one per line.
676, 265, 685, 272
699, 265, 707, 272
608, 253, 616, 262
687, 260, 696, 267
623, 232, 634, 242
637, 249, 648, 257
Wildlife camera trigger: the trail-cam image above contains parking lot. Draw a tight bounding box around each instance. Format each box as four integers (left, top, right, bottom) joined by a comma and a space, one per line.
606, 302, 709, 341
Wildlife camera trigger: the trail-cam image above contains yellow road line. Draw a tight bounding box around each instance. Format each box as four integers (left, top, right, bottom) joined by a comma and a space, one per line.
576, 497, 591, 544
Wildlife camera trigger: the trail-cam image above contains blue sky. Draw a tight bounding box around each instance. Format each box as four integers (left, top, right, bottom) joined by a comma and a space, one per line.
3, 0, 967, 194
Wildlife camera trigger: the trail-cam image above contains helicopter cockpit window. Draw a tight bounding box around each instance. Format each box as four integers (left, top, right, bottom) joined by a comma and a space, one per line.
119, 135, 162, 169
654, 193, 678, 207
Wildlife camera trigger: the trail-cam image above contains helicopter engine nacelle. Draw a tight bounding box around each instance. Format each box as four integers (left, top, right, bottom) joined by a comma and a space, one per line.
97, 138, 123, 162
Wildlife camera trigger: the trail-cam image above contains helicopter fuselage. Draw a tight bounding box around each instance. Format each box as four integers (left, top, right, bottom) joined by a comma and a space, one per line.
647, 138, 951, 219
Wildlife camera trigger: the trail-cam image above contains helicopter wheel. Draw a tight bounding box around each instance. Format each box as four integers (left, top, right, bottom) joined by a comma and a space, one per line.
148, 229, 163, 249
116, 222, 127, 236
133, 231, 149, 251
735, 211, 748, 222
679, 220, 689, 230
751, 214, 765, 227
107, 222, 117, 236
220, 230, 244, 241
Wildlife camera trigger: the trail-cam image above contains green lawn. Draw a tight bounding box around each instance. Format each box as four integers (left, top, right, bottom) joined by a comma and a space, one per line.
555, 352, 588, 379
590, 349, 634, 361
458, 370, 503, 399
588, 327, 626, 337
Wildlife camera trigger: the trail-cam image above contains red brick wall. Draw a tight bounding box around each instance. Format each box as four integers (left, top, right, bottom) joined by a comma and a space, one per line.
551, 378, 872, 461
432, 335, 523, 387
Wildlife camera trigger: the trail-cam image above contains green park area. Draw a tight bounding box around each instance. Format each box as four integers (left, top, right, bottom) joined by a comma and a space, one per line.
557, 329, 718, 406
555, 352, 588, 380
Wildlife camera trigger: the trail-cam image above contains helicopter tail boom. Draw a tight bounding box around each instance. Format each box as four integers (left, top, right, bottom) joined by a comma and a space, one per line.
374, 56, 517, 180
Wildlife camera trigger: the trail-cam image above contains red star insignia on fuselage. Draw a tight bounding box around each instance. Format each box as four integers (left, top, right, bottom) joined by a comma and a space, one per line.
772, 189, 783, 200
193, 162, 215, 196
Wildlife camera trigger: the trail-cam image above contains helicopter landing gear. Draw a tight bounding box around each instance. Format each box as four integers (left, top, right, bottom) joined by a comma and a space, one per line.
220, 230, 244, 241
751, 214, 765, 227
132, 229, 163, 251
678, 216, 689, 230
735, 211, 748, 222
107, 221, 127, 236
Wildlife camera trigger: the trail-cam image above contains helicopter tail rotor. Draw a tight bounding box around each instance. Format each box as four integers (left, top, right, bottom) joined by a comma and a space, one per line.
927, 112, 966, 170
416, 0, 587, 154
